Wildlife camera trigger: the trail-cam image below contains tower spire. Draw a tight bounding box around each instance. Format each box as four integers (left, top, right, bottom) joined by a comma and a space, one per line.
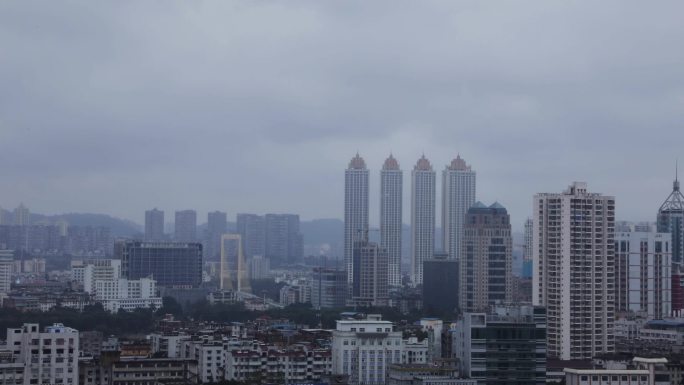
676, 159, 680, 192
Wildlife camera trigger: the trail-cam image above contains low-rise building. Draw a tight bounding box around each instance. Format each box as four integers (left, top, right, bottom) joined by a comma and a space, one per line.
564, 357, 670, 385
95, 277, 162, 312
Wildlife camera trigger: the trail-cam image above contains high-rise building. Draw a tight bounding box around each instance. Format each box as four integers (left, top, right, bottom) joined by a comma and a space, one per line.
70, 258, 122, 295
311, 267, 348, 309
118, 240, 202, 288
247, 255, 271, 280
454, 306, 546, 385
615, 229, 671, 319
220, 234, 250, 292
410, 155, 435, 286
522, 218, 534, 278
380, 154, 403, 288
205, 211, 227, 261
145, 208, 165, 241
442, 155, 476, 261
13, 204, 30, 226
345, 153, 369, 284
460, 202, 513, 313
174, 210, 197, 242
533, 182, 616, 360
6, 323, 80, 385
0, 250, 13, 294
656, 173, 684, 315
423, 253, 459, 315
351, 238, 389, 307
236, 213, 266, 259
265, 213, 303, 265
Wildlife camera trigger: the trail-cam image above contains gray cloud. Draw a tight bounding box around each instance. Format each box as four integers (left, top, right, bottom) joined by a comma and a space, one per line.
1, 0, 683, 229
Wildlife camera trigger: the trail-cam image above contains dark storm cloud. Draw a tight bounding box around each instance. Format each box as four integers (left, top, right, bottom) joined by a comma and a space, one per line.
1, 0, 683, 228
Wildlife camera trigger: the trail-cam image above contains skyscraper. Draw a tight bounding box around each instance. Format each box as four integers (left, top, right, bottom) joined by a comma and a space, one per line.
236, 213, 266, 259
442, 155, 476, 261
460, 202, 512, 313
411, 155, 435, 286
656, 172, 684, 314
423, 253, 459, 314
351, 238, 389, 307
344, 153, 369, 283
615, 229, 671, 319
265, 213, 303, 265
13, 203, 30, 226
174, 210, 197, 242
205, 211, 227, 261
380, 154, 403, 287
522, 218, 533, 278
220, 234, 250, 292
145, 208, 164, 241
533, 182, 615, 360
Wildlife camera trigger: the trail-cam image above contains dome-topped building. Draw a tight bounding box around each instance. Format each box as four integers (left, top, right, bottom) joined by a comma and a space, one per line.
448, 154, 471, 171
348, 153, 367, 170
382, 154, 400, 171
414, 154, 433, 171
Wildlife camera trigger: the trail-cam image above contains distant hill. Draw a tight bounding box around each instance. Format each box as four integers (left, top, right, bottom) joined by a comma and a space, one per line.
30, 213, 141, 237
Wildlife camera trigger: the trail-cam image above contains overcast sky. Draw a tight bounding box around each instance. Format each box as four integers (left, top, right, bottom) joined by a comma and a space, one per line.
1, 1, 683, 230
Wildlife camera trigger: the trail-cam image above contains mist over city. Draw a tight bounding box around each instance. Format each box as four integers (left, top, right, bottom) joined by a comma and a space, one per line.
1, 1, 684, 385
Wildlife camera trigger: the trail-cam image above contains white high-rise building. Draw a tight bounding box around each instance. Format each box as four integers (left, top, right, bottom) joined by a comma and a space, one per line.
13, 204, 30, 226
71, 259, 122, 295
410, 155, 435, 285
533, 182, 616, 360
442, 155, 476, 261
145, 208, 165, 241
344, 153, 369, 283
5, 323, 79, 385
380, 154, 403, 288
0, 251, 13, 294
615, 229, 671, 319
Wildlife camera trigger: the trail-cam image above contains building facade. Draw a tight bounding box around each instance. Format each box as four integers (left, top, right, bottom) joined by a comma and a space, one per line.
422, 253, 459, 315
144, 208, 164, 241
265, 213, 303, 265
345, 153, 370, 284
118, 240, 203, 288
460, 202, 513, 313
351, 239, 389, 307
205, 211, 227, 261
94, 277, 162, 312
236, 213, 266, 259
381, 154, 403, 288
411, 155, 436, 286
442, 155, 476, 262
615, 230, 671, 319
311, 267, 348, 309
454, 306, 546, 385
174, 210, 197, 242
533, 182, 616, 360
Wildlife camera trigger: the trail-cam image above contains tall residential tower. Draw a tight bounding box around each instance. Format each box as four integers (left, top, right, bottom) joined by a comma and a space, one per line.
533, 182, 616, 360
344, 153, 369, 283
174, 210, 197, 242
145, 208, 164, 241
411, 155, 436, 286
380, 154, 403, 287
442, 155, 476, 261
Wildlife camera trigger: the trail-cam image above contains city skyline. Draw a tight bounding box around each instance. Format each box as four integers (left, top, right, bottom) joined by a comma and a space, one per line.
2, 1, 684, 229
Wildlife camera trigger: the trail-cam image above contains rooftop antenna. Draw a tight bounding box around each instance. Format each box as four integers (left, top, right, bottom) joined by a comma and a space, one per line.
676, 159, 680, 191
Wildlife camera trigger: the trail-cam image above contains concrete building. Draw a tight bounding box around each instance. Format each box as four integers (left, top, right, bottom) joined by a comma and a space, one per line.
351, 239, 389, 307
248, 255, 270, 280
279, 284, 311, 306
180, 336, 224, 383
225, 344, 332, 384
265, 213, 303, 265
387, 363, 476, 385
422, 253, 459, 315
442, 155, 476, 262
454, 306, 546, 385
615, 230, 672, 319
144, 208, 164, 241
311, 267, 348, 309
657, 174, 684, 315
236, 213, 266, 259
345, 153, 370, 284
117, 240, 203, 288
94, 277, 162, 312
109, 357, 198, 385
381, 154, 403, 288
0, 251, 13, 294
13, 204, 30, 226
460, 202, 513, 313
205, 211, 227, 261
5, 323, 79, 385
174, 209, 197, 242
533, 182, 616, 360
332, 314, 403, 385
522, 218, 534, 278
411, 155, 436, 286
564, 357, 670, 385
70, 258, 122, 295
0, 349, 24, 384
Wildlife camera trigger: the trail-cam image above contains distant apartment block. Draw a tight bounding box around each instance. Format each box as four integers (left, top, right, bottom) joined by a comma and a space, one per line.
174, 210, 197, 242
145, 208, 164, 241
